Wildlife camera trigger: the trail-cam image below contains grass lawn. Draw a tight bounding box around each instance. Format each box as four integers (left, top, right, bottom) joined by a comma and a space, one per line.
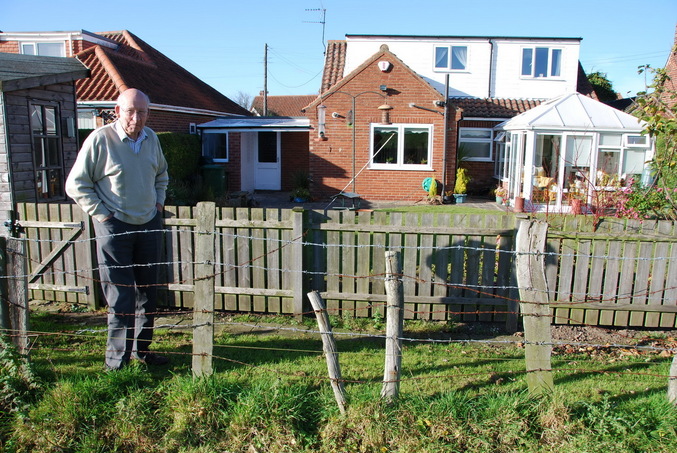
2, 311, 676, 452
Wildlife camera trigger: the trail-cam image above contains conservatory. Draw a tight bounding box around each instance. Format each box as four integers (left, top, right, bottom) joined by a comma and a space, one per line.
494, 93, 654, 213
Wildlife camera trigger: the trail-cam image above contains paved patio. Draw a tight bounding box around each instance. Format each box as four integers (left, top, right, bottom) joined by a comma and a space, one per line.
249, 191, 506, 212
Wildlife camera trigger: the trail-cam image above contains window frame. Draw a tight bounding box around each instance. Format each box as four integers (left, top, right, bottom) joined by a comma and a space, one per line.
30, 102, 65, 201
459, 127, 494, 162
20, 41, 66, 57
520, 46, 563, 78
202, 131, 229, 163
433, 45, 468, 72
370, 123, 433, 170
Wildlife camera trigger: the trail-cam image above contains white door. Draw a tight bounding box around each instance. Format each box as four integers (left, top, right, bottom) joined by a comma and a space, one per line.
255, 131, 281, 190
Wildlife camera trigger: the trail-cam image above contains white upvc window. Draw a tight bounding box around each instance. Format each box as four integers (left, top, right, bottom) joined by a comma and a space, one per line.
202, 132, 229, 162
521, 47, 562, 78
433, 45, 468, 71
459, 128, 493, 162
20, 42, 66, 57
371, 124, 432, 169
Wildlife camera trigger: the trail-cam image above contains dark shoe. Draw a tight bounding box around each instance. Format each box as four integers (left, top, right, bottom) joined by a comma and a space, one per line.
134, 352, 169, 366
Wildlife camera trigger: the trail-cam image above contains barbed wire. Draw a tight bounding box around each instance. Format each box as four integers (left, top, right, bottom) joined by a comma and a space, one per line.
15, 226, 677, 262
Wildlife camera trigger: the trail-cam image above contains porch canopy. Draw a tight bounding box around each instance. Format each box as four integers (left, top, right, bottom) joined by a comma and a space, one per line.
198, 116, 310, 132
495, 92, 652, 212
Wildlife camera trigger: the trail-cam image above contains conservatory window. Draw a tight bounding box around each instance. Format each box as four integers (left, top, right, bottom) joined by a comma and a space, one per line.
371, 124, 432, 169
459, 128, 492, 161
623, 149, 646, 176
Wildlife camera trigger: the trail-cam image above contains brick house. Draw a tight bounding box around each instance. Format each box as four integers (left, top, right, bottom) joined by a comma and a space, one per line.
0, 29, 250, 134
0, 53, 89, 231
303, 34, 599, 202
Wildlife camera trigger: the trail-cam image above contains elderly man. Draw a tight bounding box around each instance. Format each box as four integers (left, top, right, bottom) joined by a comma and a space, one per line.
66, 88, 169, 370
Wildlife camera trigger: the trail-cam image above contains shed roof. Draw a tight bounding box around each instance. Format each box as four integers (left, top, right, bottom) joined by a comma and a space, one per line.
0, 52, 89, 92
498, 92, 645, 132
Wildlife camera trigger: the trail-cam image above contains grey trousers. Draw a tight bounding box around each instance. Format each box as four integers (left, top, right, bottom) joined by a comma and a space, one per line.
93, 213, 163, 370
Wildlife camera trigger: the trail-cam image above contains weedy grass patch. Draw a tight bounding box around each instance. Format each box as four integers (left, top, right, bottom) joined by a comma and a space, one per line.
1, 313, 676, 452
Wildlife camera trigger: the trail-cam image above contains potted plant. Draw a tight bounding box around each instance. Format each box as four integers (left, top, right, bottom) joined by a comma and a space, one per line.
453, 167, 471, 203
290, 171, 311, 203
494, 185, 508, 204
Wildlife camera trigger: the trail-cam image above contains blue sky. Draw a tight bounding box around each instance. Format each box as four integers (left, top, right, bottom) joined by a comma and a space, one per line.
3, 0, 675, 103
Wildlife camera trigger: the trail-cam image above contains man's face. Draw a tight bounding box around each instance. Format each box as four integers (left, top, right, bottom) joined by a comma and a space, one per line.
115, 93, 149, 139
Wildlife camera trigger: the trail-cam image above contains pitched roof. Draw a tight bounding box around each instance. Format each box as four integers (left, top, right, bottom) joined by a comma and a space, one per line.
74, 30, 250, 115
449, 98, 542, 118
499, 92, 645, 132
0, 52, 90, 92
308, 43, 443, 111
321, 40, 347, 93
250, 94, 318, 116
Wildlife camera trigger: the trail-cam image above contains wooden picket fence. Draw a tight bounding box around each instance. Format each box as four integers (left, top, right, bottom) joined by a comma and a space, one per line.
8, 202, 677, 329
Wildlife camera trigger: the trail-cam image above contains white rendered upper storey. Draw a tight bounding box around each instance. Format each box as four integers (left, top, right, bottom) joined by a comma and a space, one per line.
343, 35, 582, 99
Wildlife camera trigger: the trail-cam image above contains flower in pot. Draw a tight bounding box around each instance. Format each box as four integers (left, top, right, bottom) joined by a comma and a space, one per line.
494, 185, 508, 204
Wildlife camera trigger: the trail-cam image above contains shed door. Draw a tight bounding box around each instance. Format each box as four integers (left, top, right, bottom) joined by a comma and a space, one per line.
255, 132, 281, 190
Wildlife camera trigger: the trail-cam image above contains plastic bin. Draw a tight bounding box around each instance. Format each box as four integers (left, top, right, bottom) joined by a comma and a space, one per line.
200, 164, 228, 195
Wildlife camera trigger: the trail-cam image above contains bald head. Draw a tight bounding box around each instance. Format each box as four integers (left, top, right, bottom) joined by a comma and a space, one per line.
115, 89, 150, 139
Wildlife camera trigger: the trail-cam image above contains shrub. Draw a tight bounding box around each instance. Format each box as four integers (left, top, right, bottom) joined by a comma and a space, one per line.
157, 132, 201, 182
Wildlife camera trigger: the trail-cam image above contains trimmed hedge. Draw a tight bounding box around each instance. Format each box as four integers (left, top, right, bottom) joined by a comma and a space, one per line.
157, 132, 201, 182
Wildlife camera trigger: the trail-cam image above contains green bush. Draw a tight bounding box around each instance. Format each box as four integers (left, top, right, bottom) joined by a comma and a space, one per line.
157, 132, 201, 182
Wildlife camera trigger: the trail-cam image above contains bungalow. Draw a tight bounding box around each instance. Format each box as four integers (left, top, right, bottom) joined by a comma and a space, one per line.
301, 34, 611, 203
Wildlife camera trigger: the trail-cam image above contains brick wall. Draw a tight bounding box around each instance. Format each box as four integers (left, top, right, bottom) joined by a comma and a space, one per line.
281, 132, 310, 191
307, 52, 454, 202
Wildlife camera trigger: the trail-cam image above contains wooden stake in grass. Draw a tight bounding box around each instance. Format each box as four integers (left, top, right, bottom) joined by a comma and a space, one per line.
515, 220, 554, 394
381, 250, 404, 403
668, 354, 677, 405
193, 202, 216, 377
307, 290, 346, 414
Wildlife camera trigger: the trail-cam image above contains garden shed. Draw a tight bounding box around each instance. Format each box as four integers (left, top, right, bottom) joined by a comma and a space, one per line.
495, 92, 654, 213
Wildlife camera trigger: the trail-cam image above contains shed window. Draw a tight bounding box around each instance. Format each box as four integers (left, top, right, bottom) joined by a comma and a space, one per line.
31, 104, 64, 200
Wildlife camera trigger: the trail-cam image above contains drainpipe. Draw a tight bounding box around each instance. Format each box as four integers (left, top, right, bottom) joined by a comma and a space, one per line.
442, 74, 449, 193
487, 39, 495, 98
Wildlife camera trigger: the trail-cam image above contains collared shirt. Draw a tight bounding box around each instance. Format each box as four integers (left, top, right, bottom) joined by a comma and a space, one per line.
114, 121, 148, 154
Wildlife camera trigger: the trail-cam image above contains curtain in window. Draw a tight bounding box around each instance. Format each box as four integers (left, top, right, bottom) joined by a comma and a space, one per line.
451, 46, 467, 70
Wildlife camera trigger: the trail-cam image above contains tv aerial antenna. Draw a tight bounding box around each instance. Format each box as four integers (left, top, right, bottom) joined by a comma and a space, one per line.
304, 7, 327, 55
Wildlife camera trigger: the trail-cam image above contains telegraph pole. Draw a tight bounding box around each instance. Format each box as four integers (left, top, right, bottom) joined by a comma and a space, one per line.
263, 43, 268, 116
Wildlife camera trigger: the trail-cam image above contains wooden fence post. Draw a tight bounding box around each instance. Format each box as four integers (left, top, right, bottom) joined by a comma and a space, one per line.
515, 220, 554, 394
381, 250, 404, 402
1, 238, 30, 356
308, 290, 347, 414
193, 202, 216, 377
0, 237, 8, 332
291, 207, 304, 317
668, 354, 677, 405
